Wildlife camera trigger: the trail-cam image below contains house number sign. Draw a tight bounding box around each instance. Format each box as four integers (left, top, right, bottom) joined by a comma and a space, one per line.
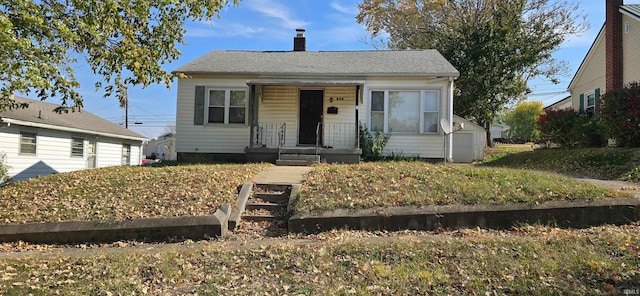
329, 97, 344, 102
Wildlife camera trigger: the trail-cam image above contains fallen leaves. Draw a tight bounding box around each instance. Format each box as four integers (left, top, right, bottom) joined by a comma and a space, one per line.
0, 163, 271, 224
296, 162, 631, 214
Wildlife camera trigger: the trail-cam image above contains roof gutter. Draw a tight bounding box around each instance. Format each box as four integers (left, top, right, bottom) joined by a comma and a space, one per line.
1, 118, 147, 142
173, 71, 460, 78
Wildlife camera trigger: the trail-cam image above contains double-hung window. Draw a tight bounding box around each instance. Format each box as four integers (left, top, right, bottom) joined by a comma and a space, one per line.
207, 89, 247, 124
585, 92, 595, 114
121, 144, 131, 165
71, 138, 84, 158
20, 132, 37, 155
369, 90, 440, 134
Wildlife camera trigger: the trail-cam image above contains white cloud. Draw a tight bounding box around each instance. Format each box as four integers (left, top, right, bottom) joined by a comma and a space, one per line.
185, 22, 263, 38
246, 0, 309, 29
329, 1, 358, 15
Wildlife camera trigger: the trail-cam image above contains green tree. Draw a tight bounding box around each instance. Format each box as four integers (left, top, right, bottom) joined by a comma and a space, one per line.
0, 0, 238, 112
356, 0, 587, 146
504, 101, 544, 141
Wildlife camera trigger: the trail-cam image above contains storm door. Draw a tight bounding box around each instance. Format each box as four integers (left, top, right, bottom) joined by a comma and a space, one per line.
298, 90, 324, 145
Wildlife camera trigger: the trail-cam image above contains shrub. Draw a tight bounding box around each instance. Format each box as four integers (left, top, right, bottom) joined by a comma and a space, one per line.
358, 122, 388, 161
537, 109, 605, 147
598, 81, 640, 147
0, 153, 10, 184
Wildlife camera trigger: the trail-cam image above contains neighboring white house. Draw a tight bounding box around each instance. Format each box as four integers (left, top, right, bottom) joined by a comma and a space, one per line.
490, 123, 511, 140
143, 132, 177, 160
171, 30, 479, 163
0, 96, 147, 182
567, 1, 640, 112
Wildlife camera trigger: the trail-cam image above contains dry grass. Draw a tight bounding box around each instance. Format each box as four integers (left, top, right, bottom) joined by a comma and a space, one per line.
0, 224, 638, 295
295, 162, 632, 214
0, 163, 271, 224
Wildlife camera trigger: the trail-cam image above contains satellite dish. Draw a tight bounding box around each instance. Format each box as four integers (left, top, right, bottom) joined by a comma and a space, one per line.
440, 118, 451, 134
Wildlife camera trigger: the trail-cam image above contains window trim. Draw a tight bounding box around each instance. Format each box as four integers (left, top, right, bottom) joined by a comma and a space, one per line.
19, 132, 37, 155
71, 137, 84, 158
205, 87, 248, 125
368, 89, 441, 135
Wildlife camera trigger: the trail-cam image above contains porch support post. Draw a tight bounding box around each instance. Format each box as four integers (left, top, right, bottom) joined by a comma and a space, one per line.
249, 84, 257, 148
447, 77, 454, 162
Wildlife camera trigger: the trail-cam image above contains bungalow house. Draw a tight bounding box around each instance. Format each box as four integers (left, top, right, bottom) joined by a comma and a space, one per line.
0, 96, 147, 182
173, 29, 469, 164
568, 0, 640, 112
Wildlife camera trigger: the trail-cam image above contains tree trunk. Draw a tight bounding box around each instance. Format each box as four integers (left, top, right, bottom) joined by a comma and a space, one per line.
485, 121, 494, 147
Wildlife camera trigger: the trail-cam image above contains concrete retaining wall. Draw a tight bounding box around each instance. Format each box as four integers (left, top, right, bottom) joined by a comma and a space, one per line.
0, 208, 230, 244
289, 198, 640, 233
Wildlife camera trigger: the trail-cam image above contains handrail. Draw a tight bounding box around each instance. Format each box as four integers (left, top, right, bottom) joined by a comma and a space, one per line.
315, 122, 322, 156
278, 122, 286, 159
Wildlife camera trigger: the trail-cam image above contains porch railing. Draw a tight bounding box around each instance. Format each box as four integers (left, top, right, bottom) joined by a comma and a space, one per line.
251, 122, 282, 148
317, 123, 357, 149
252, 122, 358, 150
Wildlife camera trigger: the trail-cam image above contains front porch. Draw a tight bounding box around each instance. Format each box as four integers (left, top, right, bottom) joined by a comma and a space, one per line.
244, 82, 363, 164
245, 122, 362, 164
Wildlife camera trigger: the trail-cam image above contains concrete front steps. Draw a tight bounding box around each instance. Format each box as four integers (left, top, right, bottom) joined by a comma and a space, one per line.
236, 184, 292, 231
276, 154, 319, 166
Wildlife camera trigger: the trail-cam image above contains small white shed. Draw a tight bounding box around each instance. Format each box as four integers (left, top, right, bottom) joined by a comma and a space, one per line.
452, 115, 486, 163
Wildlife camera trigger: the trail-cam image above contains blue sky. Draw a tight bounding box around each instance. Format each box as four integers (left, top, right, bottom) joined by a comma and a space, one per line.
45, 0, 640, 139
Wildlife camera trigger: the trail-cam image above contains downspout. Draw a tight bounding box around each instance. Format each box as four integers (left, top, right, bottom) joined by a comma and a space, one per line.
355, 85, 360, 149
448, 77, 454, 162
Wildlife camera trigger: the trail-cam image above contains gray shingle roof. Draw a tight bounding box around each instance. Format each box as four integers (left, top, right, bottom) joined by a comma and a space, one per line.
173, 50, 459, 78
621, 4, 640, 20
0, 96, 146, 140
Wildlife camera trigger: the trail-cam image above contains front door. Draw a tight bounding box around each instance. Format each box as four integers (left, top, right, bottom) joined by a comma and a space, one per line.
298, 90, 324, 145
86, 140, 96, 168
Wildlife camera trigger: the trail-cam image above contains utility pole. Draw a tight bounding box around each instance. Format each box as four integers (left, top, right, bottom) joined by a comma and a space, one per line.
125, 93, 129, 129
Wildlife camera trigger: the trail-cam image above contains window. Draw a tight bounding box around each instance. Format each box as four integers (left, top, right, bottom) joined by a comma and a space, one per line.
121, 144, 131, 165
20, 132, 37, 155
369, 90, 440, 134
423, 91, 439, 133
586, 92, 595, 114
71, 138, 84, 157
370, 91, 385, 132
207, 89, 247, 124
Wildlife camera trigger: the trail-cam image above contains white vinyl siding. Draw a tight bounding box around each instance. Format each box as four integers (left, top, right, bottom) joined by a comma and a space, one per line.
1, 127, 143, 182
19, 132, 37, 155
259, 85, 300, 148
361, 79, 451, 158
622, 14, 640, 85
323, 86, 358, 148
176, 78, 251, 154
71, 138, 84, 158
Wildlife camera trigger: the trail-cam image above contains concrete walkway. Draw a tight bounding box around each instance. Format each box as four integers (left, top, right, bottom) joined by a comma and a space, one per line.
252, 166, 314, 185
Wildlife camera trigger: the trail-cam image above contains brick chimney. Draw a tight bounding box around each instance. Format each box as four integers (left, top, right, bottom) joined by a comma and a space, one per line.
293, 29, 306, 51
606, 0, 624, 91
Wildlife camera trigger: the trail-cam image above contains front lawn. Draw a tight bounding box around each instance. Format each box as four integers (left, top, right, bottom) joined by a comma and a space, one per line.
295, 162, 632, 214
1, 225, 638, 295
0, 163, 271, 224
482, 147, 640, 182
